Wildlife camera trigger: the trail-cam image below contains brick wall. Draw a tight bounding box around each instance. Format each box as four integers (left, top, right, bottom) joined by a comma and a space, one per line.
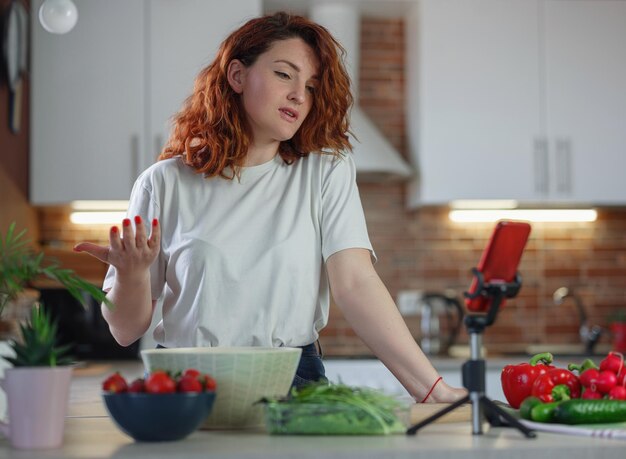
319, 17, 626, 356
37, 18, 626, 357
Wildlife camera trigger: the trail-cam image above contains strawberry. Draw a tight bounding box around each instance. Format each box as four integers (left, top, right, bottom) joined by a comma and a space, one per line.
128, 378, 146, 393
177, 374, 203, 393
102, 372, 128, 393
204, 374, 217, 392
182, 368, 202, 379
145, 370, 176, 394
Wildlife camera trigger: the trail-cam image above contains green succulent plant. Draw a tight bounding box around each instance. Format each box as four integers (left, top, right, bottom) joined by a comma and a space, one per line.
0, 222, 112, 316
5, 305, 73, 367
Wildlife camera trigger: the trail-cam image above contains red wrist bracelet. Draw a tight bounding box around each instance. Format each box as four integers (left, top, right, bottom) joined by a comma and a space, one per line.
420, 376, 443, 403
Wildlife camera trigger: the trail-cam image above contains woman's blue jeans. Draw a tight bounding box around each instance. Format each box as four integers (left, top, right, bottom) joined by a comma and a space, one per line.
292, 341, 326, 389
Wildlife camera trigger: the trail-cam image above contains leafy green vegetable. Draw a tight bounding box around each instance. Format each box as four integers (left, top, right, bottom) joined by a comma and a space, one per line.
260, 382, 407, 435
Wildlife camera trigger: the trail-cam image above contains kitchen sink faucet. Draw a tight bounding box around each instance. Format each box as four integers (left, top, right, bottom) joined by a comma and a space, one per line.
553, 287, 603, 355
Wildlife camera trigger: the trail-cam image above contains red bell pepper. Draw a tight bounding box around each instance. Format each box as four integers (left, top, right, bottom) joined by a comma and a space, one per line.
501, 352, 554, 409
531, 368, 581, 403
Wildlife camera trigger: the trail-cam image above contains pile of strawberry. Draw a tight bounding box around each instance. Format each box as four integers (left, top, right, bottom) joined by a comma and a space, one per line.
102, 368, 217, 394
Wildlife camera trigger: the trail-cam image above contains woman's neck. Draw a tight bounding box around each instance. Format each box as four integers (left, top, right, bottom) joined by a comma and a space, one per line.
244, 140, 280, 166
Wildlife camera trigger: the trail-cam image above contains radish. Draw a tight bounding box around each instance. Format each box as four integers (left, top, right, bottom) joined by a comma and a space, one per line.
608, 385, 626, 400
600, 352, 624, 374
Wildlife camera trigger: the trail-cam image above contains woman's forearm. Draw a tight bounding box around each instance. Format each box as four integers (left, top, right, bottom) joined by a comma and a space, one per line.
102, 270, 154, 347
332, 271, 441, 400
75, 217, 161, 347
327, 248, 467, 403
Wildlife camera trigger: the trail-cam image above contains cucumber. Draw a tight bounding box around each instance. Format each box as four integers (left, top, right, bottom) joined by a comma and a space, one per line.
553, 399, 626, 425
519, 396, 542, 420
530, 401, 561, 423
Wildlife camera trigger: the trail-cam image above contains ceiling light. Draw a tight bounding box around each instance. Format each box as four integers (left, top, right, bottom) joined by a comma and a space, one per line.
39, 0, 78, 35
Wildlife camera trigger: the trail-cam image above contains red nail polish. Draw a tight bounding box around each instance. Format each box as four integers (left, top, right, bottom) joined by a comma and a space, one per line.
123, 218, 131, 227
111, 226, 118, 234
152, 218, 158, 226
134, 215, 142, 224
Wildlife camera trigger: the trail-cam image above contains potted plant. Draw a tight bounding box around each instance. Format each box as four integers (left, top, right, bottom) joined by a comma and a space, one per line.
0, 222, 110, 320
0, 222, 112, 449
0, 306, 74, 449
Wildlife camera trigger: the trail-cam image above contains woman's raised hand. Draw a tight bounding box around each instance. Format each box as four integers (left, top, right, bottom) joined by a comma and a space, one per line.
73, 216, 160, 277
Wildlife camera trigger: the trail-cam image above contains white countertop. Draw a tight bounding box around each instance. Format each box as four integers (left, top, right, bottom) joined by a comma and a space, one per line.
2, 360, 626, 458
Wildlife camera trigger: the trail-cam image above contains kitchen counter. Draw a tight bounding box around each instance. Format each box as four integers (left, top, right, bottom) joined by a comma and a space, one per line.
1, 360, 625, 458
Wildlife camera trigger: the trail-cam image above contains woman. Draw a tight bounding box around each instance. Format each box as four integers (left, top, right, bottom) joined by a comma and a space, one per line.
75, 12, 466, 403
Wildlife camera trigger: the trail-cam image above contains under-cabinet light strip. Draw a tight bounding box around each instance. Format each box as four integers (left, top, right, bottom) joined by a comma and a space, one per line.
71, 200, 129, 211
450, 200, 518, 209
70, 212, 127, 225
449, 209, 597, 223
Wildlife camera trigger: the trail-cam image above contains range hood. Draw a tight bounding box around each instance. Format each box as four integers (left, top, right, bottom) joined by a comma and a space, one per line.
309, 2, 414, 182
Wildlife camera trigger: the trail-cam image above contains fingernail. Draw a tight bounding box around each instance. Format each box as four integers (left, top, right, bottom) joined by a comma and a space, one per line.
111, 226, 118, 234
123, 218, 131, 227
134, 215, 142, 225
152, 218, 158, 226
73, 246, 81, 252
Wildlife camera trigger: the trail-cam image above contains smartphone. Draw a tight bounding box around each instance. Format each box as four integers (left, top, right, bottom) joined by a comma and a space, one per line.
464, 220, 532, 313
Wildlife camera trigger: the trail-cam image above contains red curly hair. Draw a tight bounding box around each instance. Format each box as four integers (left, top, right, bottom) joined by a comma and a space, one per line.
159, 12, 353, 178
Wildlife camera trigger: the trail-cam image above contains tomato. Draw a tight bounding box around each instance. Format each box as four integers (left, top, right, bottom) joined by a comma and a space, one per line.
102, 372, 128, 393
128, 378, 146, 393
178, 375, 203, 393
145, 370, 176, 394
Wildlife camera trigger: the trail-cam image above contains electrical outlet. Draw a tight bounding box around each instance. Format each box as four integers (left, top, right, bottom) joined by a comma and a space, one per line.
396, 290, 423, 316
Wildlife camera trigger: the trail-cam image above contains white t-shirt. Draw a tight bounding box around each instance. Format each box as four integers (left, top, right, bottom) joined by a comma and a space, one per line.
103, 153, 375, 347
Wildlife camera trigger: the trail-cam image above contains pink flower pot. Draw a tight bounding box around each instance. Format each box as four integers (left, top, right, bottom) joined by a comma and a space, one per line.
0, 366, 72, 449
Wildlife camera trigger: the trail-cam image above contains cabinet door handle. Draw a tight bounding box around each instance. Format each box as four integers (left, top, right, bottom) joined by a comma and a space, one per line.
155, 134, 164, 162
555, 138, 572, 194
534, 137, 549, 194
131, 134, 140, 188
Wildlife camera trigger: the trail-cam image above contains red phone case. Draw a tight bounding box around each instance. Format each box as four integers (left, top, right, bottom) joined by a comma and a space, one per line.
465, 221, 532, 312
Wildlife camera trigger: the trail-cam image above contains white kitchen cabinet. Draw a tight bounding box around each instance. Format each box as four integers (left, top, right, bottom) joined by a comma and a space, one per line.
30, 0, 262, 204
543, 0, 626, 204
407, 0, 626, 207
30, 0, 145, 203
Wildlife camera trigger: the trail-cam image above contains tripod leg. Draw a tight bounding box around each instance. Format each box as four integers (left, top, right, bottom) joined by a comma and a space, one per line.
406, 395, 470, 435
480, 397, 536, 438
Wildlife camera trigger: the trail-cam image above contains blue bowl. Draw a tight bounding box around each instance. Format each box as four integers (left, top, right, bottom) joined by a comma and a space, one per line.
102, 392, 216, 442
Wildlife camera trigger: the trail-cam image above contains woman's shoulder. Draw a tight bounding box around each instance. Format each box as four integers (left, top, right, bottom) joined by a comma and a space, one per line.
304, 151, 353, 172
305, 151, 356, 183
137, 156, 196, 185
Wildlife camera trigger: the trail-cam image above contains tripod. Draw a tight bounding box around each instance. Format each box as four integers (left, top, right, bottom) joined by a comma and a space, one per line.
406, 268, 536, 438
